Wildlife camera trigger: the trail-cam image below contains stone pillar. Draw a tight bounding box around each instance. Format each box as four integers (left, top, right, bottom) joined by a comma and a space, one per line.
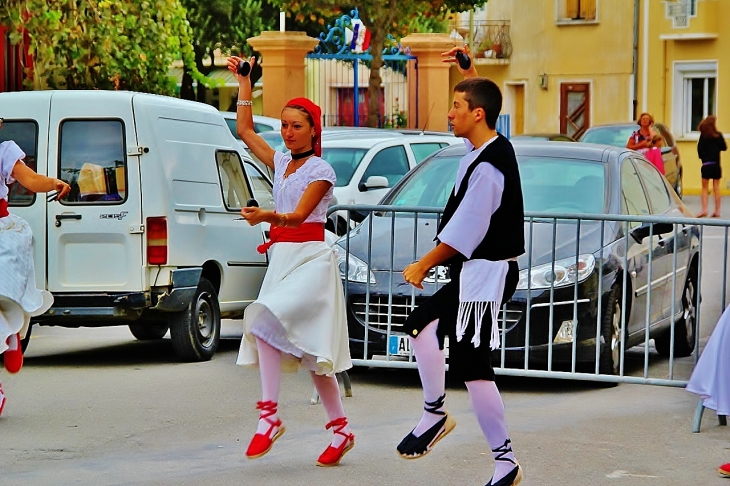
247, 31, 320, 119
399, 33, 453, 132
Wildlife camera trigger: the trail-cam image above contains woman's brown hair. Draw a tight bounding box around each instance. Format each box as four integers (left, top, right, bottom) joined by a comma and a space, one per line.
698, 115, 719, 138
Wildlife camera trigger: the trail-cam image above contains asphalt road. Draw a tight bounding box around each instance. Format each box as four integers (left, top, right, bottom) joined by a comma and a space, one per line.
1, 197, 729, 486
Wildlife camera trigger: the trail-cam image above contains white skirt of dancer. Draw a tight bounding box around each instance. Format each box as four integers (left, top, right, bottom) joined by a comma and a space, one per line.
237, 240, 352, 376
0, 214, 53, 354
687, 305, 730, 416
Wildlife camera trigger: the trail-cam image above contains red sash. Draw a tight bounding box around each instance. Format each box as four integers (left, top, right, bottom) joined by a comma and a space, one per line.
0, 199, 8, 218
257, 222, 325, 254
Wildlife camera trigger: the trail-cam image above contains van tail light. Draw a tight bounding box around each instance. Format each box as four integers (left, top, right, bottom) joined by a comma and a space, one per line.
146, 217, 168, 265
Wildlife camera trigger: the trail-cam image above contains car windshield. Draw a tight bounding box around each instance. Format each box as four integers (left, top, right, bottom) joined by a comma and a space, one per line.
580, 126, 635, 147
384, 154, 607, 214
321, 147, 369, 187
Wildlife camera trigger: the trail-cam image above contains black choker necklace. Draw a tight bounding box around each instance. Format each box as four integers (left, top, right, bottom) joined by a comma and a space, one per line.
291, 149, 315, 160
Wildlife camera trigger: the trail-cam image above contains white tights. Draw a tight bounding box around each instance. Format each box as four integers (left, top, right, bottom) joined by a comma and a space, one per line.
255, 337, 350, 447
410, 320, 516, 482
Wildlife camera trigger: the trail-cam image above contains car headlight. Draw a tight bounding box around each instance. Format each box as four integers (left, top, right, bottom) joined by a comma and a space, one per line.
517, 254, 595, 290
332, 244, 376, 284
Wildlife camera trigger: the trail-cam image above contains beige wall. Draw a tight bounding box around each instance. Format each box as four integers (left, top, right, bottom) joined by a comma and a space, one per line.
643, 0, 729, 194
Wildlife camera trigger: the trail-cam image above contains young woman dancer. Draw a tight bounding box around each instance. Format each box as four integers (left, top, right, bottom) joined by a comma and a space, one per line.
226, 56, 354, 467
0, 134, 70, 415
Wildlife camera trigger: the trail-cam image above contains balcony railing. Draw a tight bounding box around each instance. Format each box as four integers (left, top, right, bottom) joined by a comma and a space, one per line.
449, 20, 512, 60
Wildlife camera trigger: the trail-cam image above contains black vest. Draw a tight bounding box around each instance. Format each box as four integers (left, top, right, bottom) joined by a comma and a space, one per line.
438, 134, 525, 267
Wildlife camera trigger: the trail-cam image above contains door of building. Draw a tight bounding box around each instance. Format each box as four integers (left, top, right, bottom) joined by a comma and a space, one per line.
560, 83, 590, 139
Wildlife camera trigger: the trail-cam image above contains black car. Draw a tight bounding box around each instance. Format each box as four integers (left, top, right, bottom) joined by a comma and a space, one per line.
333, 142, 699, 374
580, 123, 683, 197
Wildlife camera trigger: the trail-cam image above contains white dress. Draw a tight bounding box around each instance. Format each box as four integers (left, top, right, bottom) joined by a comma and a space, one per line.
236, 151, 352, 376
0, 141, 53, 353
686, 305, 730, 416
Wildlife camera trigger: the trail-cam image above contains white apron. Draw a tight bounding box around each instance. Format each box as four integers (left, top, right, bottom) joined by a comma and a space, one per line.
236, 240, 352, 376
0, 213, 53, 353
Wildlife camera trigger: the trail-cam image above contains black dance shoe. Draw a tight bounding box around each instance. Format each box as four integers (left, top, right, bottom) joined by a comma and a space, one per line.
485, 438, 522, 486
397, 394, 456, 459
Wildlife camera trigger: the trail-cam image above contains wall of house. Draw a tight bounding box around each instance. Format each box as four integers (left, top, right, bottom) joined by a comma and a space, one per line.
644, 0, 729, 195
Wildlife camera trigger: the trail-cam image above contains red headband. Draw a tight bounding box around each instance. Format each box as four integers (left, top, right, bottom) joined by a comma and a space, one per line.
285, 97, 322, 157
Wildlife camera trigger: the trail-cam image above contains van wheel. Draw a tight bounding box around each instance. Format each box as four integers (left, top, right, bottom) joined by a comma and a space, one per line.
655, 266, 697, 357
129, 322, 169, 340
21, 324, 33, 353
169, 277, 220, 361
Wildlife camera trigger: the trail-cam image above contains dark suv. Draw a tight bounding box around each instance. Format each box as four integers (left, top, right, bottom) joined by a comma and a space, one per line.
580, 123, 683, 197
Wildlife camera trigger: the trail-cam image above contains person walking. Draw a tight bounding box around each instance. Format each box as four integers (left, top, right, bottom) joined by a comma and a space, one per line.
697, 115, 727, 218
395, 46, 523, 486
226, 56, 354, 467
0, 131, 70, 416
626, 112, 657, 153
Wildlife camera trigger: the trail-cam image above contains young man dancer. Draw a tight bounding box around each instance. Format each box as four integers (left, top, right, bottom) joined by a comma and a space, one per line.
397, 46, 524, 486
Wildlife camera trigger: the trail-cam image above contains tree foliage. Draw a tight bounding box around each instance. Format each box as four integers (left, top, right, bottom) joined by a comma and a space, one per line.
272, 0, 485, 127
0, 0, 205, 94
180, 0, 276, 102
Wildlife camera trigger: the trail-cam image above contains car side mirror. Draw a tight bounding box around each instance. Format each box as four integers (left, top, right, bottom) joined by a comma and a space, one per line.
358, 175, 389, 192
246, 198, 259, 208
631, 222, 674, 242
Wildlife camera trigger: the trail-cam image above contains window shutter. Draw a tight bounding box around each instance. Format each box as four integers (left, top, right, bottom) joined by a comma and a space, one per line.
567, 0, 579, 19
580, 0, 597, 20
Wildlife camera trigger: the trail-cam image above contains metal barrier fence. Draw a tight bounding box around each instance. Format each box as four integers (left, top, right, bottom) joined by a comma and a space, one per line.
329, 204, 730, 388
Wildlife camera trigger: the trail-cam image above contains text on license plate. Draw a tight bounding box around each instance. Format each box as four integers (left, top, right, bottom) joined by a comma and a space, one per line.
388, 334, 411, 356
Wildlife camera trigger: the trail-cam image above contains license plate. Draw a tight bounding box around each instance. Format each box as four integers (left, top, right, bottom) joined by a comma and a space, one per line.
388, 334, 411, 356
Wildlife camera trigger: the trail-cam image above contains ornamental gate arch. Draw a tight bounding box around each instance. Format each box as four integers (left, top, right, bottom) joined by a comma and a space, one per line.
305, 10, 418, 129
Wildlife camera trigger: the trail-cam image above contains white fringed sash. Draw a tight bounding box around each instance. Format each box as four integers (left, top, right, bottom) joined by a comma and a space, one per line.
456, 259, 509, 350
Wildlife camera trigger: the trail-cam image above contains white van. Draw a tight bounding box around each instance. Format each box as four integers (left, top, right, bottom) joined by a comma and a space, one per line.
0, 90, 275, 361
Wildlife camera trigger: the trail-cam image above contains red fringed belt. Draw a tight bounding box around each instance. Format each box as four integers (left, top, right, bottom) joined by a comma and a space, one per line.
257, 222, 325, 254
0, 199, 8, 218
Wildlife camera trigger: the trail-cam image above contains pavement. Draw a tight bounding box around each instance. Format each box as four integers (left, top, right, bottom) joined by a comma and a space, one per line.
1, 196, 729, 486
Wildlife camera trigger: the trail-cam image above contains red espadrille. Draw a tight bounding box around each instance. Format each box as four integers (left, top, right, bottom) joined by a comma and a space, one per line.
4, 333, 23, 374
719, 463, 730, 478
316, 417, 355, 467
246, 401, 285, 459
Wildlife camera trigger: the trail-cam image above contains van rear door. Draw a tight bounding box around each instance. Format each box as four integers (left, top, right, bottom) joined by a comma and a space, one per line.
0, 91, 52, 291
46, 93, 144, 292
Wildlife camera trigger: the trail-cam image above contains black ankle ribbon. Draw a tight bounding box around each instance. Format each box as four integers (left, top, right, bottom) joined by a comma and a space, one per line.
291, 149, 315, 160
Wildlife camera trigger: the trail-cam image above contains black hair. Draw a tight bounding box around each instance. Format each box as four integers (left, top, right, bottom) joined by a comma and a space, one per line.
453, 77, 502, 129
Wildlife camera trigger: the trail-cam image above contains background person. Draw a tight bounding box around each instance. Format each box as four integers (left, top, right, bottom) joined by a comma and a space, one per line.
626, 112, 657, 153
226, 55, 354, 467
0, 135, 70, 416
697, 115, 727, 218
645, 134, 665, 175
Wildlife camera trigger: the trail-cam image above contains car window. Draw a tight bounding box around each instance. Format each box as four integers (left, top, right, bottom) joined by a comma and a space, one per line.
216, 151, 253, 211
224, 117, 240, 139
410, 143, 447, 164
519, 157, 606, 214
1, 120, 38, 206
581, 126, 635, 147
321, 147, 368, 187
633, 157, 671, 214
621, 158, 650, 228
254, 122, 275, 133
59, 120, 127, 205
361, 145, 410, 187
383, 154, 458, 208
260, 131, 287, 152
244, 161, 275, 210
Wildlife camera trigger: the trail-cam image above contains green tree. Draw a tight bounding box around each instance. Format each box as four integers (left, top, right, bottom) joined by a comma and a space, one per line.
273, 0, 484, 127
0, 0, 206, 94
180, 0, 276, 102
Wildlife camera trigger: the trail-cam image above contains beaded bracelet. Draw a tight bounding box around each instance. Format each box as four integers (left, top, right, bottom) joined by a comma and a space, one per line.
236, 100, 253, 107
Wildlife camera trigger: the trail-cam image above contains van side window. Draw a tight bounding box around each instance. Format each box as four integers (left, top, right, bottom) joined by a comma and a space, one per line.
1, 120, 39, 206
216, 151, 253, 210
60, 120, 127, 204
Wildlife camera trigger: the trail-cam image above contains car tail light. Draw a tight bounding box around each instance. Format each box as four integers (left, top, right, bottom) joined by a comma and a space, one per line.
146, 217, 167, 265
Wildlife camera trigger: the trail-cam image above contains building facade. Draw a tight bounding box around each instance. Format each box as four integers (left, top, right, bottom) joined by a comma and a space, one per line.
451, 0, 728, 195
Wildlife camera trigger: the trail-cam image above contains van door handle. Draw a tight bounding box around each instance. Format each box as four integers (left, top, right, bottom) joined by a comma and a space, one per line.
55, 213, 82, 227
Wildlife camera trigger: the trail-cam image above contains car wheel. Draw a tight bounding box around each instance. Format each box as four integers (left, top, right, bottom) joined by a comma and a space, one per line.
599, 284, 625, 375
129, 322, 169, 340
20, 323, 32, 353
169, 277, 220, 361
655, 266, 697, 357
